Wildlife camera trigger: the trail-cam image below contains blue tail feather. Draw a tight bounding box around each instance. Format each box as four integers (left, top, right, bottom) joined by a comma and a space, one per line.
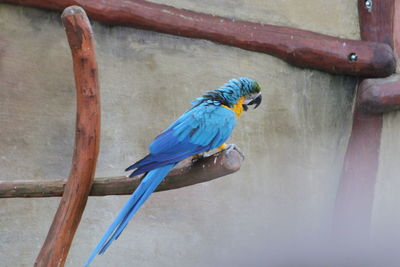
85, 164, 175, 267
98, 173, 165, 254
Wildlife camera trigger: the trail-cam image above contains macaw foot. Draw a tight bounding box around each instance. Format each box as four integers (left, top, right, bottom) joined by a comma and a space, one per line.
192, 153, 204, 161
193, 143, 244, 161
225, 143, 245, 159
202, 143, 232, 158
193, 151, 213, 159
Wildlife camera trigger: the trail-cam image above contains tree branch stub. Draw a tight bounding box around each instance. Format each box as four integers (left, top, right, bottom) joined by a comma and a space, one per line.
358, 75, 400, 114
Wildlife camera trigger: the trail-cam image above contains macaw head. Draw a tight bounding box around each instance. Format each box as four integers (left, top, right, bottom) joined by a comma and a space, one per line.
191, 77, 262, 116
235, 77, 262, 111
217, 77, 262, 112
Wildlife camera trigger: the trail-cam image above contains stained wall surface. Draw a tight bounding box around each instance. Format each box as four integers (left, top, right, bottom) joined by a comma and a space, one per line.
2, 1, 395, 266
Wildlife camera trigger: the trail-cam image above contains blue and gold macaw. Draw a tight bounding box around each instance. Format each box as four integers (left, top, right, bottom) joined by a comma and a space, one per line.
85, 77, 261, 266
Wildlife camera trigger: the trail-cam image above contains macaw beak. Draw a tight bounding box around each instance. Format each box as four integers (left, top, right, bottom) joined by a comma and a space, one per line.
243, 93, 262, 111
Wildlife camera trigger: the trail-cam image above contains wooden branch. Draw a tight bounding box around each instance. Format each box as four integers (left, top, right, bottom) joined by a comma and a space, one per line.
334, 0, 397, 240
3, 0, 396, 77
35, 6, 100, 267
358, 74, 400, 113
0, 149, 243, 198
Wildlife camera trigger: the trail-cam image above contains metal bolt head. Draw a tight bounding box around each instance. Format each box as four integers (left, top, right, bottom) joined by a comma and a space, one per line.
348, 52, 358, 62
365, 0, 372, 12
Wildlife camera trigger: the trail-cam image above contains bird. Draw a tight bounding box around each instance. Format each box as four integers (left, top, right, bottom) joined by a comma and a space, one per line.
85, 77, 262, 266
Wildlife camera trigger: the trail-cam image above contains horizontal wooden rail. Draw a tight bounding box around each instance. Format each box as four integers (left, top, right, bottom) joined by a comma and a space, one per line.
3, 0, 396, 77
0, 149, 243, 198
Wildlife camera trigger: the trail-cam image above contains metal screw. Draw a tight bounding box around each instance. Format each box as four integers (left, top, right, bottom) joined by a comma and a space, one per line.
348, 53, 358, 62
365, 0, 372, 12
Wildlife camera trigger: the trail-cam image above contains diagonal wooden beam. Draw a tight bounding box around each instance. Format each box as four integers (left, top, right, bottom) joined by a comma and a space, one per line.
0, 149, 243, 198
2, 0, 396, 77
34, 6, 101, 267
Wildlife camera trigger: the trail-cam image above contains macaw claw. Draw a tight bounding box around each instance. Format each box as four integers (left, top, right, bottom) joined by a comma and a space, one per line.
192, 143, 244, 161
225, 143, 245, 159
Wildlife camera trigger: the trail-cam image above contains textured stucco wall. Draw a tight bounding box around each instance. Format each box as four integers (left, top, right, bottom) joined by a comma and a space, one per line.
0, 1, 382, 266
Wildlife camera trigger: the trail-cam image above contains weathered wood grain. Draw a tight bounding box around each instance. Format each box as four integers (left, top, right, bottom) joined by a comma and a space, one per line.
34, 6, 101, 267
0, 149, 243, 198
2, 0, 396, 77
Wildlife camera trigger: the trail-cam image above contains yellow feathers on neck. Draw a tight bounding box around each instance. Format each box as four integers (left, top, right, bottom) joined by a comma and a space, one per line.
222, 96, 245, 117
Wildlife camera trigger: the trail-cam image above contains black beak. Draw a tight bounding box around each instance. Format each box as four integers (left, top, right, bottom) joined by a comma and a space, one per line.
246, 94, 262, 109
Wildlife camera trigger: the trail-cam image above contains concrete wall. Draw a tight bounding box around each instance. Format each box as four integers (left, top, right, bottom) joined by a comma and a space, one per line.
1, 1, 396, 266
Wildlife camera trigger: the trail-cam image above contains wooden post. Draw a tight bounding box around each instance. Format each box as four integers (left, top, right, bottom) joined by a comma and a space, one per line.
34, 6, 100, 267
2, 0, 396, 77
334, 0, 398, 240
357, 0, 400, 113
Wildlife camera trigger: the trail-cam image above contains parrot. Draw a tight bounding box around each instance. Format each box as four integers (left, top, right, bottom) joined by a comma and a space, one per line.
85, 77, 262, 266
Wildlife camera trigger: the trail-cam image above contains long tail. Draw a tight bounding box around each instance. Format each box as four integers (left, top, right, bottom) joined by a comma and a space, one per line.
85, 164, 175, 267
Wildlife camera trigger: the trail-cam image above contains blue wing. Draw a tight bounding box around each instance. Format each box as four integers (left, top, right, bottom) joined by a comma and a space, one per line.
126, 103, 236, 177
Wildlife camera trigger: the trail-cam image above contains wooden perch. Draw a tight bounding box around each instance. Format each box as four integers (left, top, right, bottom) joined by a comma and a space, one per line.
35, 6, 100, 267
0, 149, 243, 198
358, 75, 400, 113
3, 0, 396, 77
